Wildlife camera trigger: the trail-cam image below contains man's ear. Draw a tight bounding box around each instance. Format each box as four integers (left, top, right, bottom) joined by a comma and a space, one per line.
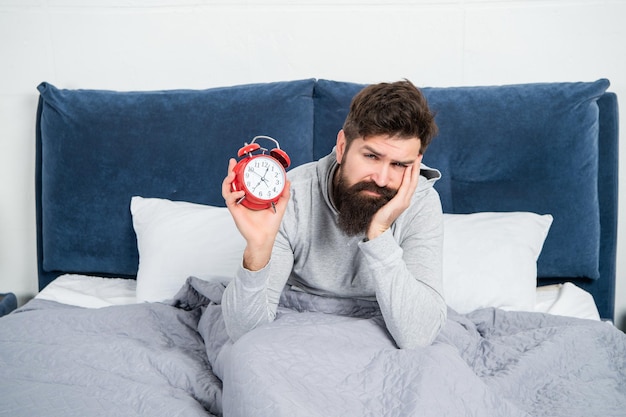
336, 130, 347, 164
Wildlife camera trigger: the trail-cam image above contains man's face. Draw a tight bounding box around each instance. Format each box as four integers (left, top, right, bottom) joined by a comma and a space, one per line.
333, 131, 422, 236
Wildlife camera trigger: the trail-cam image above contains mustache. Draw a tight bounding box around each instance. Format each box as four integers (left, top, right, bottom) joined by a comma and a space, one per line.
348, 181, 397, 201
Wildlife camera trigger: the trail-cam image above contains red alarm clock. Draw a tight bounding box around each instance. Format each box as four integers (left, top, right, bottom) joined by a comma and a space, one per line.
231, 135, 291, 211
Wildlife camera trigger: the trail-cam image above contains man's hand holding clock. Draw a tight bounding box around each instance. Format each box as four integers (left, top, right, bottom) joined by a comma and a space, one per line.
222, 136, 291, 271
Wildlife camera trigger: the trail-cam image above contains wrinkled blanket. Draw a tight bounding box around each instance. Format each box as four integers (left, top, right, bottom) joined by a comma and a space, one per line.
0, 278, 223, 417
214, 284, 626, 417
1, 277, 625, 417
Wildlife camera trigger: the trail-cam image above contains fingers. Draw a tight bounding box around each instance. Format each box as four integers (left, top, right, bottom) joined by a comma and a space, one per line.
222, 158, 245, 207
274, 180, 291, 216
392, 160, 417, 204
221, 158, 236, 194
408, 156, 422, 191
402, 157, 422, 195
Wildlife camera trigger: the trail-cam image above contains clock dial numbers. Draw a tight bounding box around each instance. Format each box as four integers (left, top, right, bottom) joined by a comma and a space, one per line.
242, 156, 285, 200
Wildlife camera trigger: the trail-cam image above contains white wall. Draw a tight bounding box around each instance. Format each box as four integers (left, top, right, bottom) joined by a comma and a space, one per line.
1, 0, 625, 329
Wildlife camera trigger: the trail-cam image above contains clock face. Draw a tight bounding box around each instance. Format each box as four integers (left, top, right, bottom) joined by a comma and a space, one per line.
242, 155, 286, 201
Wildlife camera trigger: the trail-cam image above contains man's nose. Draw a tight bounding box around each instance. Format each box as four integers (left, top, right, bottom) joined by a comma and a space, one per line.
371, 165, 390, 188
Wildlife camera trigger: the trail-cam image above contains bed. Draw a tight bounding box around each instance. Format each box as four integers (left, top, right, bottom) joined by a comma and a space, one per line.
0, 78, 624, 416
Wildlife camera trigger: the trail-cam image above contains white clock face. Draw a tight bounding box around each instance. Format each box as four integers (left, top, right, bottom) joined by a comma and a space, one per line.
243, 156, 286, 201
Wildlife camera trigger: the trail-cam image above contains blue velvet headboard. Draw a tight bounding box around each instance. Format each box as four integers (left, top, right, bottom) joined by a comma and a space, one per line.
35, 79, 619, 320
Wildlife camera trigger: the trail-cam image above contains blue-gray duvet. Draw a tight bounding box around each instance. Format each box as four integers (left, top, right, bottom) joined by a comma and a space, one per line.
1, 277, 625, 417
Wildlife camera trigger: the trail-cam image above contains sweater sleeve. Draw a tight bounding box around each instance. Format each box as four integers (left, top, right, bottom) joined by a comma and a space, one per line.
358, 189, 447, 349
221, 230, 294, 342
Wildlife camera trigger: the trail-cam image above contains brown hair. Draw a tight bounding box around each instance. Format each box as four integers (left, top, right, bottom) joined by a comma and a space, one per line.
342, 80, 438, 154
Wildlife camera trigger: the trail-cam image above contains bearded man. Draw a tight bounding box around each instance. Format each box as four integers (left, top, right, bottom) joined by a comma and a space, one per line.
222, 80, 446, 349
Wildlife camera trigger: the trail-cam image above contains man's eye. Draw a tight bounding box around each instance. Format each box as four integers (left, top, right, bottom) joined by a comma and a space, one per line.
364, 154, 377, 159
393, 162, 409, 168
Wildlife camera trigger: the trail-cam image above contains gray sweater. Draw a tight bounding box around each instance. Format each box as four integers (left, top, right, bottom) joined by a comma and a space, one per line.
222, 150, 447, 349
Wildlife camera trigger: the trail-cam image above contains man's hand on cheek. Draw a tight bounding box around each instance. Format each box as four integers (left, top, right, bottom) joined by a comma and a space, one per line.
366, 156, 422, 240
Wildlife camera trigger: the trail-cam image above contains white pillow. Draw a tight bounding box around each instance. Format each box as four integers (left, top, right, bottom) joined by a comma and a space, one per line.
442, 212, 553, 314
535, 283, 600, 321
131, 196, 245, 303
130, 198, 552, 310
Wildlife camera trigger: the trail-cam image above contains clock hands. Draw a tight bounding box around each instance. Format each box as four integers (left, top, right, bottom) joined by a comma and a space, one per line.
259, 167, 271, 187
251, 179, 263, 192
245, 169, 274, 203
250, 167, 271, 191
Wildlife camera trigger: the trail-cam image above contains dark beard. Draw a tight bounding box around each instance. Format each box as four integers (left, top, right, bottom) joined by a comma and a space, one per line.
333, 169, 397, 236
